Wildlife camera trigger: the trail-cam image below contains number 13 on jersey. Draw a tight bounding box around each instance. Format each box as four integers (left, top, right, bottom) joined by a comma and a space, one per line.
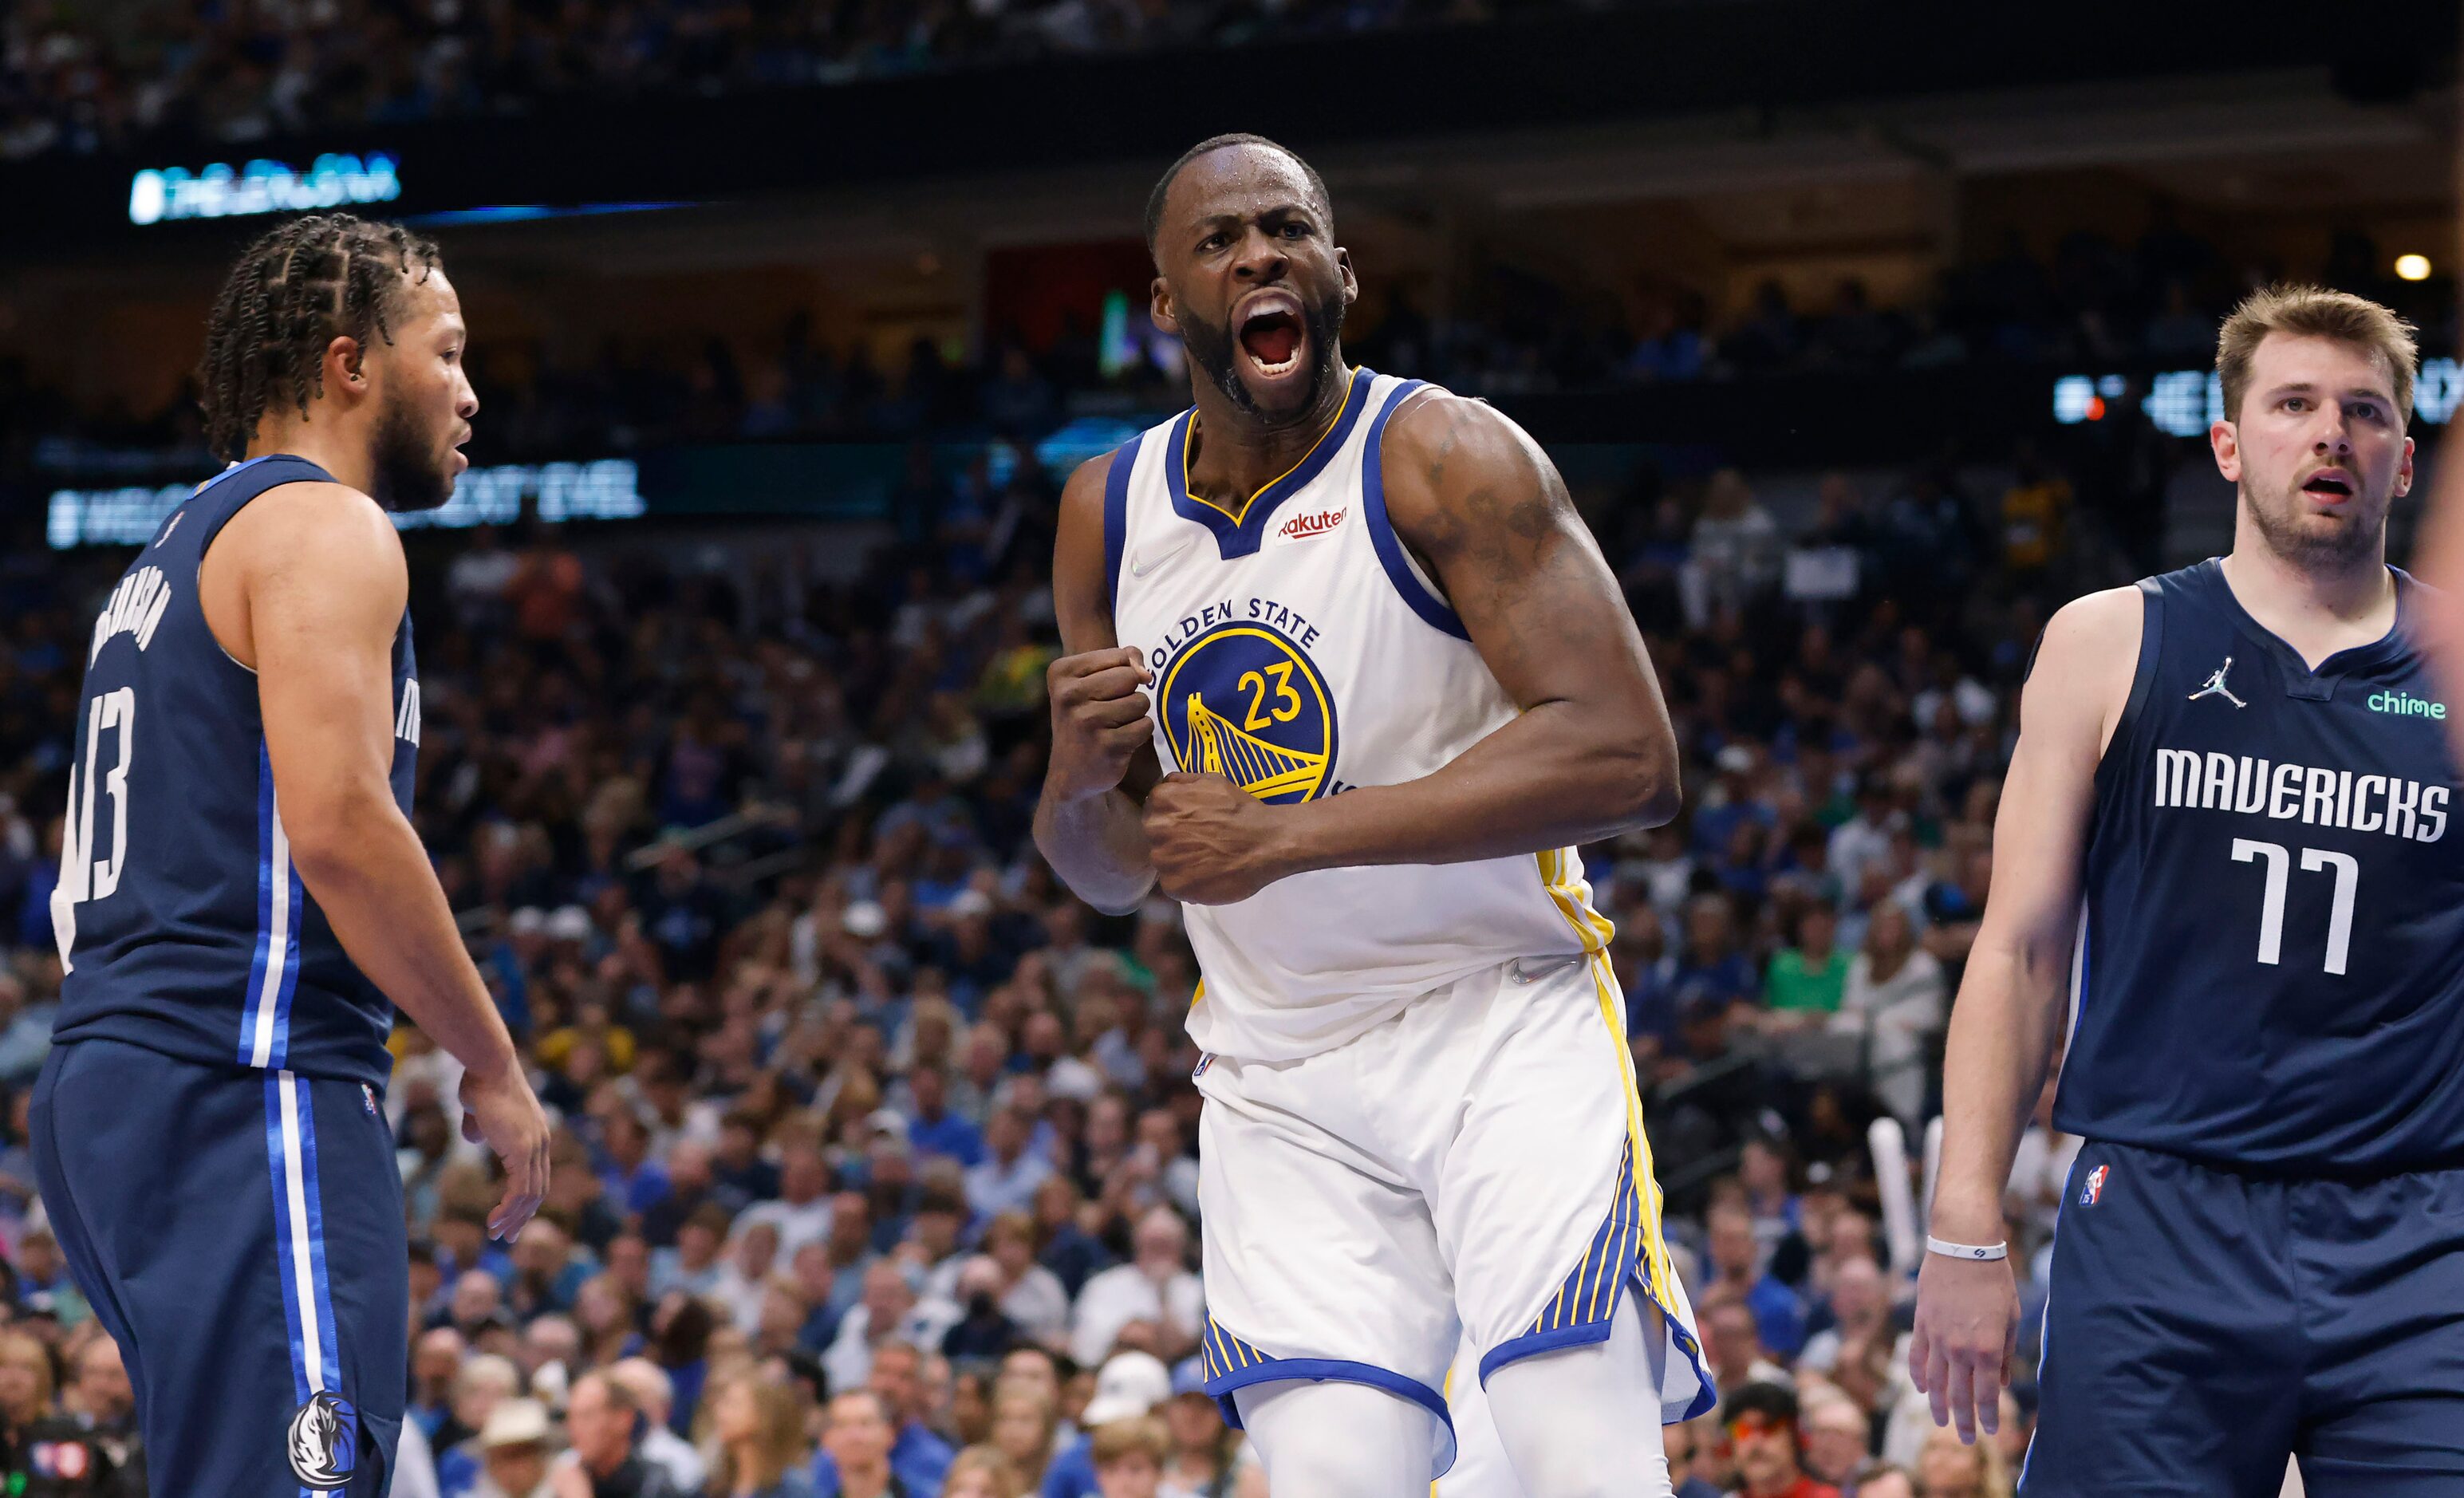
52, 686, 136, 970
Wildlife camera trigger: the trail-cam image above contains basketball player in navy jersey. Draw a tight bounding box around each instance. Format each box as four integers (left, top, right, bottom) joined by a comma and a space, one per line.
1914, 285, 2464, 1492
34, 214, 550, 1496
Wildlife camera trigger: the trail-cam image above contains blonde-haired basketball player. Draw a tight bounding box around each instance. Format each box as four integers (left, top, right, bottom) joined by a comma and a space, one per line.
1035, 133, 1712, 1498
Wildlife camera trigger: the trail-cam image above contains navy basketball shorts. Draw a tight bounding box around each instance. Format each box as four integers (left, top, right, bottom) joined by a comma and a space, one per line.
30, 1038, 409, 1496
2024, 1140, 2464, 1496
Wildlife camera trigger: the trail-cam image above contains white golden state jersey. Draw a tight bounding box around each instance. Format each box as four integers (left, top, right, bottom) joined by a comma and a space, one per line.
1106, 368, 1616, 1062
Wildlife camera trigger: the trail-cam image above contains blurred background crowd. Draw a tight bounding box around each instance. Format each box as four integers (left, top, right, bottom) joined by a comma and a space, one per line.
0, 2, 2454, 1495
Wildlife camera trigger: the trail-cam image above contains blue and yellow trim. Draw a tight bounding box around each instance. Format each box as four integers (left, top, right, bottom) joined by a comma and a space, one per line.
1199, 1316, 1460, 1477
1359, 378, 1472, 641
1479, 1136, 1645, 1383
1168, 366, 1374, 558
1100, 432, 1145, 612
1520, 858, 1715, 1418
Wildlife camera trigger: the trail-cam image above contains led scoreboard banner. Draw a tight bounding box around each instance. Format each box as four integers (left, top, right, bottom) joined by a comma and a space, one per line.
48, 461, 645, 550
2054, 359, 2463, 435
128, 154, 401, 226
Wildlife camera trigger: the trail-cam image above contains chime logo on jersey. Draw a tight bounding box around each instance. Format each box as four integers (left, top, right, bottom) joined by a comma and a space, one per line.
1157, 618, 1338, 803
2080, 1164, 2110, 1207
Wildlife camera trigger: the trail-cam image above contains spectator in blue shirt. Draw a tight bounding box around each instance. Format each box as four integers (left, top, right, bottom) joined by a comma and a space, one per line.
812, 1342, 952, 1497
1706, 1202, 1807, 1360
905, 1066, 985, 1167
965, 1106, 1053, 1220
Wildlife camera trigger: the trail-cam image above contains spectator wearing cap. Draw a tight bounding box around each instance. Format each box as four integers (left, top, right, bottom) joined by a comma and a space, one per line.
906, 1068, 986, 1169
818, 1390, 912, 1498
1155, 1360, 1233, 1498
1727, 1382, 1841, 1498
436, 1354, 524, 1498
1088, 1417, 1169, 1498
471, 1398, 555, 1498
1039, 1352, 1168, 1498
705, 1369, 815, 1498
1068, 1212, 1200, 1370
609, 1359, 705, 1496
964, 1107, 1051, 1221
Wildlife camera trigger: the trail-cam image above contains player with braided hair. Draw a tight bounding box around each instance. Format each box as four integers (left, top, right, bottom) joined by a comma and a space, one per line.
32, 212, 548, 1495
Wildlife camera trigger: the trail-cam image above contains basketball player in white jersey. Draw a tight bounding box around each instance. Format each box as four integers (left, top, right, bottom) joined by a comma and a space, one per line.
1035, 134, 1713, 1497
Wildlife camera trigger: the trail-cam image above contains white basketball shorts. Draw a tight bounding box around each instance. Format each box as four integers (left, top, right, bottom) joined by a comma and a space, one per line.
1192, 950, 1714, 1480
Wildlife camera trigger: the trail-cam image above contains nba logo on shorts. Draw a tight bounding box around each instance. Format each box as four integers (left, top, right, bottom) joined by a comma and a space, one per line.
2080, 1164, 2109, 1207
361, 1082, 377, 1116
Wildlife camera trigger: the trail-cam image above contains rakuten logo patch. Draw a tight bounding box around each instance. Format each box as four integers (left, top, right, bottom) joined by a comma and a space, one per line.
1272, 507, 1346, 546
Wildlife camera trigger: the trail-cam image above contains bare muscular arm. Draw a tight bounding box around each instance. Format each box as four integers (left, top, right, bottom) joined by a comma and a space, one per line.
205, 483, 548, 1239
1910, 583, 2140, 1442
1032, 453, 1166, 915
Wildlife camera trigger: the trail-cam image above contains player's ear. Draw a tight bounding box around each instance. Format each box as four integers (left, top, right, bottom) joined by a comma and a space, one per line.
1149, 276, 1179, 340
327, 335, 369, 396
2210, 418, 2241, 484
1336, 246, 1358, 311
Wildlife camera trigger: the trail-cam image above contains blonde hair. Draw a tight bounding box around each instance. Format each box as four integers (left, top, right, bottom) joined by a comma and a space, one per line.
939, 1445, 1028, 1498
707, 1370, 810, 1491
2216, 283, 2419, 427
1089, 1416, 1171, 1468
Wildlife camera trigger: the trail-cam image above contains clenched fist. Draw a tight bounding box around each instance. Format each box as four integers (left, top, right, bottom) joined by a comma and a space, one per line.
1143, 771, 1298, 905
1047, 645, 1154, 803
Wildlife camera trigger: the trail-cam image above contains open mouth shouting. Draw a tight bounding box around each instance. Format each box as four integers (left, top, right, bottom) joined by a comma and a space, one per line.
1236, 289, 1309, 388
2300, 466, 2356, 505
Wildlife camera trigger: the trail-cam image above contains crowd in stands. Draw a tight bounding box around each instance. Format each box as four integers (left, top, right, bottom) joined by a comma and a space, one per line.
0, 392, 2115, 1494
6, 0, 1555, 163
11, 212, 2443, 494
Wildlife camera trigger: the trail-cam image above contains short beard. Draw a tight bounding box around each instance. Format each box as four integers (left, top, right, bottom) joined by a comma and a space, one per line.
368, 392, 454, 512
1179, 287, 1347, 428
2245, 479, 2387, 570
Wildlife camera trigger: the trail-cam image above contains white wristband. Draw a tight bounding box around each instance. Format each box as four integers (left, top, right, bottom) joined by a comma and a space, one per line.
1926, 1235, 2009, 1262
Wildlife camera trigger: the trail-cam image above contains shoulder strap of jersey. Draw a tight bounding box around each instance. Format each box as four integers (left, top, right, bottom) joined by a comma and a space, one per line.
1358, 377, 1470, 641
181, 455, 341, 560
1101, 432, 1146, 615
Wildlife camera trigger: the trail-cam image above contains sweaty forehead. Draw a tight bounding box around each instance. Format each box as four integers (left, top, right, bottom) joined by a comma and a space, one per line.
1167, 146, 1322, 231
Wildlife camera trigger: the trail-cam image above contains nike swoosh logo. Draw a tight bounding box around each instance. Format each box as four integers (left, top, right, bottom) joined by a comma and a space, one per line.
1129, 538, 1193, 578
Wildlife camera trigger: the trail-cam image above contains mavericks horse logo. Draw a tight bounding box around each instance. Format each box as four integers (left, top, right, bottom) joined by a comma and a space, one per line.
1158, 621, 1338, 803
287, 1390, 357, 1489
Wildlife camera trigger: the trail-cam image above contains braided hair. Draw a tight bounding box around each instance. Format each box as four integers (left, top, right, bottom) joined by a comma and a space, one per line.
196, 213, 442, 463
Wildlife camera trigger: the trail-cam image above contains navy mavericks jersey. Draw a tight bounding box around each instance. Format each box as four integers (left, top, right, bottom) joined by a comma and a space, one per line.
49, 456, 416, 1086
2056, 558, 2464, 1173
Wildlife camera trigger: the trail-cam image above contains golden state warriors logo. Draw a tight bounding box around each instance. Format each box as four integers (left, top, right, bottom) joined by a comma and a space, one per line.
1157, 619, 1338, 803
